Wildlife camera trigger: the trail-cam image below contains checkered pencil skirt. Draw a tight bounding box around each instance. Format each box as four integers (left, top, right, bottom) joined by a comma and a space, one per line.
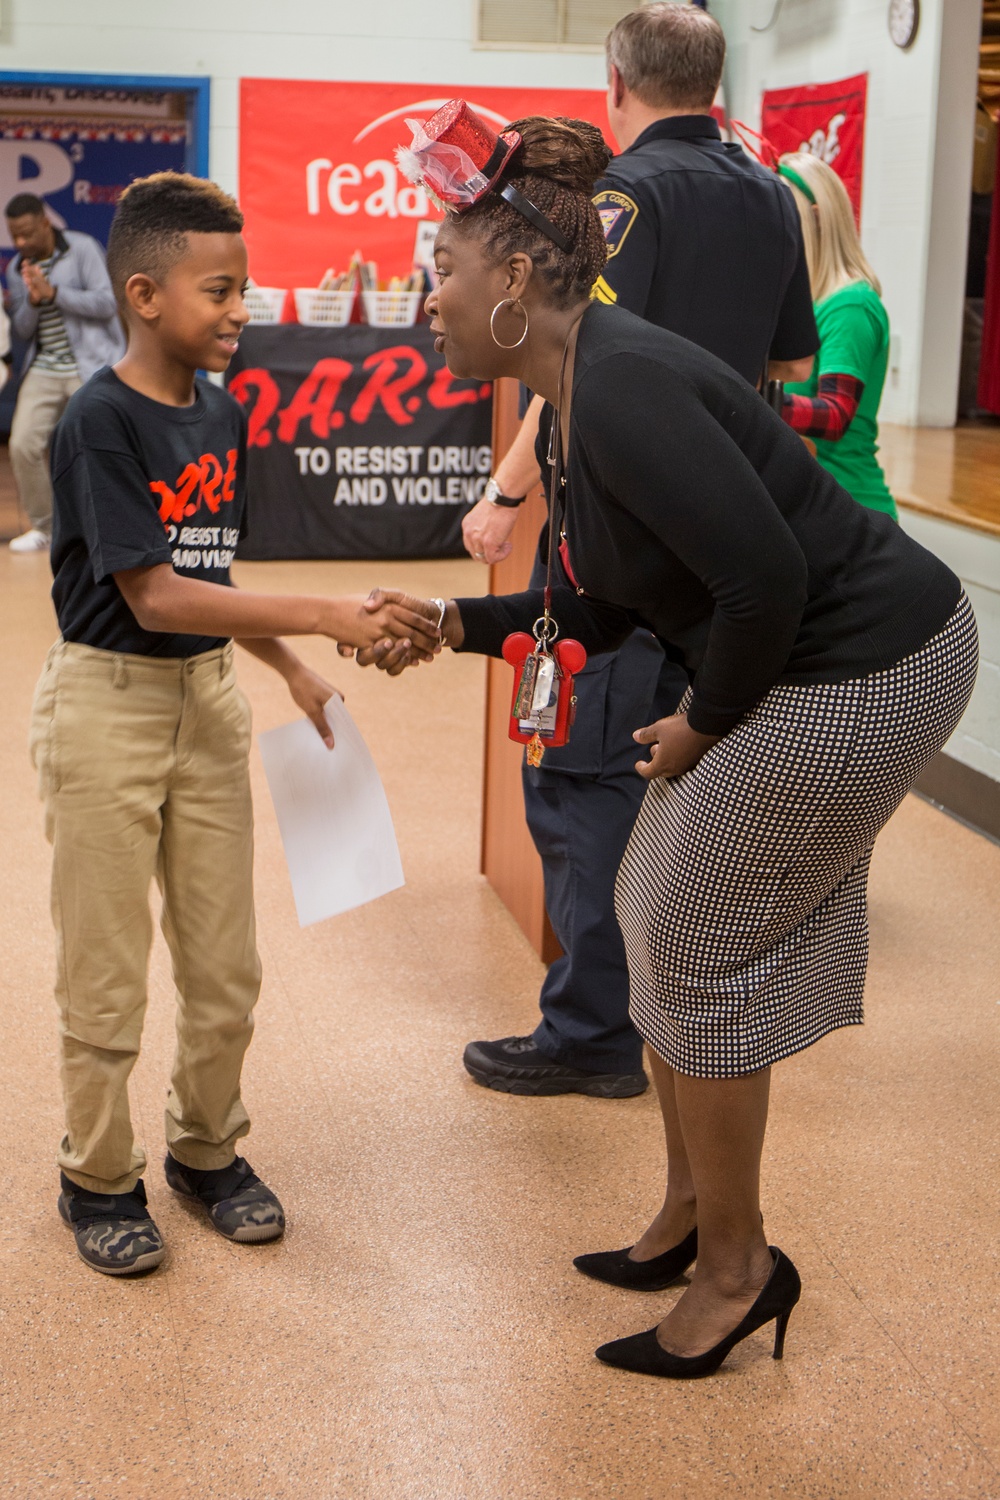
615, 594, 979, 1078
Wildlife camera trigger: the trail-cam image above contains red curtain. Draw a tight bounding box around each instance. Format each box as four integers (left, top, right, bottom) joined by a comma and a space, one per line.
978, 134, 1000, 414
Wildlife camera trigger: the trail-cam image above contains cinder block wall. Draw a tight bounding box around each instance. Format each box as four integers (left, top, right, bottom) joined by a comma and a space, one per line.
900, 512, 1000, 790
0, 0, 606, 197
717, 0, 982, 428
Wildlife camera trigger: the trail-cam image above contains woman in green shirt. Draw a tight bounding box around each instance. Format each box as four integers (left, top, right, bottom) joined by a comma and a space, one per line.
778, 153, 897, 519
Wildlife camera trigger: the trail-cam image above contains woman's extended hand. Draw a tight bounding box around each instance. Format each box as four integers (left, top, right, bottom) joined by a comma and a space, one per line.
338, 635, 427, 677
633, 713, 720, 781
338, 593, 464, 676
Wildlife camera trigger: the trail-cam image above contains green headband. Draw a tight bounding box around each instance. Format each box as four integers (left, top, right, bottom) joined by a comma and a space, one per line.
777, 163, 817, 205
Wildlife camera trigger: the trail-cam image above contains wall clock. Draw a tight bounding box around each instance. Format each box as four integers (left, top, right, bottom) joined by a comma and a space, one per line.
888, 0, 919, 49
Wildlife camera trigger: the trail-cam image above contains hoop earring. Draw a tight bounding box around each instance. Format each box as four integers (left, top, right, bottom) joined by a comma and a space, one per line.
490, 298, 529, 349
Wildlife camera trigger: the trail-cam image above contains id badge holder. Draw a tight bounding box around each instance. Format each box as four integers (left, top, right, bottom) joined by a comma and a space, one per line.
502, 615, 587, 768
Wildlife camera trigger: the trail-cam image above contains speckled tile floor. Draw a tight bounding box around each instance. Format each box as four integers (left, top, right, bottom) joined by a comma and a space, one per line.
1, 549, 998, 1500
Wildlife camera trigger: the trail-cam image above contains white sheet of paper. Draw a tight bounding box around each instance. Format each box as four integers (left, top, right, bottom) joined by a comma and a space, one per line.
258, 696, 404, 927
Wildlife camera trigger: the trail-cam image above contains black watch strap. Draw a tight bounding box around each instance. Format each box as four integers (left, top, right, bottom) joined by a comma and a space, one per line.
485, 477, 526, 508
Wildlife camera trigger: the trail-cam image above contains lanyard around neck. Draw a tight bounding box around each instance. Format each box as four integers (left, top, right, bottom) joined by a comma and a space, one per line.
541, 309, 586, 628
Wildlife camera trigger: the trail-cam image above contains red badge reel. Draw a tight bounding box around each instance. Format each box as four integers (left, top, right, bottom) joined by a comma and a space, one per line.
502, 614, 586, 768
497, 299, 587, 769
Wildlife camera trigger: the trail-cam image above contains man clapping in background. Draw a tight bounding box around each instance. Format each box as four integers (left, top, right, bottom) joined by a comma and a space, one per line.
5, 192, 124, 552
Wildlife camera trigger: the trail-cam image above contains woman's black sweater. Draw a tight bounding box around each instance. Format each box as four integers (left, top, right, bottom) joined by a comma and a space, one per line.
456, 303, 959, 736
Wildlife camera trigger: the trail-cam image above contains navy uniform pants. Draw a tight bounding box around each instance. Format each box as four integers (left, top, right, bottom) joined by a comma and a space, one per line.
523, 552, 687, 1074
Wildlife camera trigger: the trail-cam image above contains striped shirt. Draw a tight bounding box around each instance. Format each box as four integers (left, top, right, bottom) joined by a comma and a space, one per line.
32, 253, 78, 375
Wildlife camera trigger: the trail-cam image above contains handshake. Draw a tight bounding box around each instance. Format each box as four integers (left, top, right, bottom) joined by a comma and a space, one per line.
338, 588, 464, 676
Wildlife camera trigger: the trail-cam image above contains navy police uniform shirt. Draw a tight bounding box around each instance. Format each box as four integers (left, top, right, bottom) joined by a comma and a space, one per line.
591, 115, 818, 385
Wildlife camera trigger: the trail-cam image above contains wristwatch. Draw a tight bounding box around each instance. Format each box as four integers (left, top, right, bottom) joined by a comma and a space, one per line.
484, 477, 526, 508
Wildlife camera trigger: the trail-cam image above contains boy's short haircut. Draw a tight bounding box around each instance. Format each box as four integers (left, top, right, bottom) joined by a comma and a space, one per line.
5, 192, 47, 219
106, 171, 244, 306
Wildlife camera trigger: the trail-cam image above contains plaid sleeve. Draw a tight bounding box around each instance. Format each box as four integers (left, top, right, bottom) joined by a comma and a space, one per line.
782, 373, 863, 440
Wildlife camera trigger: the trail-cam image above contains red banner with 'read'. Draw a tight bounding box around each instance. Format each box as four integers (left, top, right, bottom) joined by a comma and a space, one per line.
239, 79, 614, 290
760, 73, 868, 221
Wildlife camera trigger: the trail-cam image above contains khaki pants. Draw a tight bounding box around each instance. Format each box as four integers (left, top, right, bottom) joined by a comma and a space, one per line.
10, 366, 83, 536
29, 640, 261, 1194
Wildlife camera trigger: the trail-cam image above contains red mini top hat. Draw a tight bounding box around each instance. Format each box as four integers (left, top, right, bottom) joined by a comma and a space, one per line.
397, 99, 521, 212
396, 99, 572, 251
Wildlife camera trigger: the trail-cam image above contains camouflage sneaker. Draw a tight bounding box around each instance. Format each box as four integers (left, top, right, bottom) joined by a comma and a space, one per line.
164, 1154, 285, 1243
57, 1173, 166, 1276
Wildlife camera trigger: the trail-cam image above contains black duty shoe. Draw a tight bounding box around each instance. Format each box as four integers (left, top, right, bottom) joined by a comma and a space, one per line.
462, 1036, 648, 1098
57, 1173, 166, 1276
164, 1154, 285, 1243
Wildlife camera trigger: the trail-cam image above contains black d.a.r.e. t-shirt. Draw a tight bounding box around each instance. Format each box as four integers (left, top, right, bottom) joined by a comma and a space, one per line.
50, 366, 249, 657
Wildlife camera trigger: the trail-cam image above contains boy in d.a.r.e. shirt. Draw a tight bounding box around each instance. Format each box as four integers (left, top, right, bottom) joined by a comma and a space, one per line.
51, 367, 249, 655
30, 172, 437, 1278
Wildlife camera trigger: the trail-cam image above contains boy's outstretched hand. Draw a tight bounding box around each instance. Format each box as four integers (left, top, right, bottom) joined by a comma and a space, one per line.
340, 588, 442, 659
338, 589, 447, 677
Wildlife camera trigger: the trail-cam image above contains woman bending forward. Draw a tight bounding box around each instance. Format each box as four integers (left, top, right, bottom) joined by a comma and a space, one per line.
365, 112, 977, 1378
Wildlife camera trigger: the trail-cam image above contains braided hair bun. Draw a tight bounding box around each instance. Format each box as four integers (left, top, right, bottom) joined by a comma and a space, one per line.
458, 115, 613, 306
511, 116, 613, 196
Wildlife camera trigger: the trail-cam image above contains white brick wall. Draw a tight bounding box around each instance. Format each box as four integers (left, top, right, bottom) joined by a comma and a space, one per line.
898, 510, 1000, 783
0, 1, 607, 198
1, 1, 980, 427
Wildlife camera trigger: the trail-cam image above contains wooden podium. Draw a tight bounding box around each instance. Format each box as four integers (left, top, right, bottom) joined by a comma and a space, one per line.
480, 379, 561, 963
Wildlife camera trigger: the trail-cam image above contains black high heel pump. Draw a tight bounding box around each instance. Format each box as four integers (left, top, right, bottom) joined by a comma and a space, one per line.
573, 1226, 697, 1292
594, 1246, 800, 1379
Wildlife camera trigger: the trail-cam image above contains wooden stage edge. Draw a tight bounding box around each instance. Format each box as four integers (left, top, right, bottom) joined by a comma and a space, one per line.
880, 419, 1000, 537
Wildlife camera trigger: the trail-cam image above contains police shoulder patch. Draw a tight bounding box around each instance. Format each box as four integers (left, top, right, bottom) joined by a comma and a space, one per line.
592, 189, 639, 259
